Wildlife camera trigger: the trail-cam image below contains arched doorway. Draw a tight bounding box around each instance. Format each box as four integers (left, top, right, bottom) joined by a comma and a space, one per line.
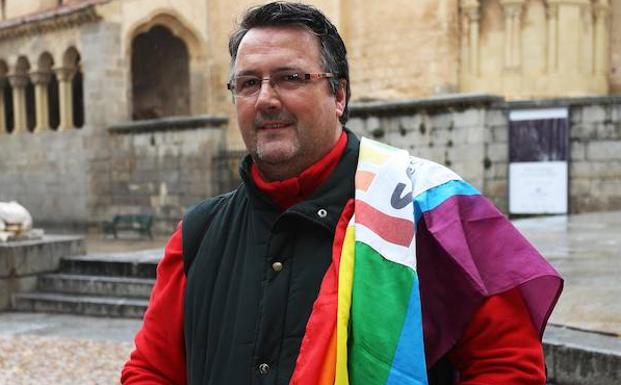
131, 25, 190, 120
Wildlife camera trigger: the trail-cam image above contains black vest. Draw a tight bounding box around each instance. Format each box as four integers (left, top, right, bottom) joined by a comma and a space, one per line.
183, 132, 455, 385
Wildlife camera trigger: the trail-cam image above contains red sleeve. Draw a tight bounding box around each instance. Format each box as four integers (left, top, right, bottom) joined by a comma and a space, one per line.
448, 288, 546, 385
121, 223, 187, 385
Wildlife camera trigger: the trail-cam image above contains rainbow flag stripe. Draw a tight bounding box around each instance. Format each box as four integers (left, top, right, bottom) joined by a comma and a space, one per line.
290, 137, 562, 385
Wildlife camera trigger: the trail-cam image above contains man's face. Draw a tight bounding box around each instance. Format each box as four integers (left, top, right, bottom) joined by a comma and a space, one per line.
232, 26, 346, 180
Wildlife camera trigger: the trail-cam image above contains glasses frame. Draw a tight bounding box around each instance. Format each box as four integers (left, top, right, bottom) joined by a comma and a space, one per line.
227, 72, 334, 98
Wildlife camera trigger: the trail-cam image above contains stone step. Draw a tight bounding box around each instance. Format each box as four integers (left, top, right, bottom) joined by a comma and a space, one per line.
12, 292, 148, 319
37, 273, 155, 298
59, 255, 158, 278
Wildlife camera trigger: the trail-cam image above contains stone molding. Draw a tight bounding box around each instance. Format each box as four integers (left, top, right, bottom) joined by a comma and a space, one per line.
0, 1, 108, 41
349, 93, 505, 117
108, 115, 229, 134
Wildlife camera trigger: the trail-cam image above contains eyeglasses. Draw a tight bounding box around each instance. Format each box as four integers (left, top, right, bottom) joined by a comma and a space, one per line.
227, 70, 334, 98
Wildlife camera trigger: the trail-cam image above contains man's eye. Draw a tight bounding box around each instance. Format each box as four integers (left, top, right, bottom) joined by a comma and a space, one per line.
282, 73, 303, 82
240, 78, 259, 88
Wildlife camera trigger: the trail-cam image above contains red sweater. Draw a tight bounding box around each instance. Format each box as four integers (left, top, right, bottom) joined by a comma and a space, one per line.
121, 132, 546, 384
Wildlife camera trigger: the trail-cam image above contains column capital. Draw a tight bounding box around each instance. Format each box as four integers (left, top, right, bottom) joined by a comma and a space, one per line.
460, 0, 480, 15
8, 74, 29, 88
500, 0, 526, 15
546, 2, 560, 18
55, 67, 76, 82
30, 71, 52, 85
593, 0, 610, 18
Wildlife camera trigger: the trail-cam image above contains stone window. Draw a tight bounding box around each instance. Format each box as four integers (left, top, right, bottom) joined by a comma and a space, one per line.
131, 25, 190, 120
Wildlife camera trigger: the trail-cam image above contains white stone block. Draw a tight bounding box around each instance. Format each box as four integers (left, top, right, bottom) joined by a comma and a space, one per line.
581, 105, 607, 124
453, 108, 483, 128
586, 141, 621, 161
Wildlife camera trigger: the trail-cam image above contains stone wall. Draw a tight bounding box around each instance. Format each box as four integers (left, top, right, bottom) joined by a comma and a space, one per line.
104, 116, 227, 233
347, 94, 621, 215
0, 235, 84, 310
0, 130, 91, 226
568, 99, 621, 212
347, 94, 509, 211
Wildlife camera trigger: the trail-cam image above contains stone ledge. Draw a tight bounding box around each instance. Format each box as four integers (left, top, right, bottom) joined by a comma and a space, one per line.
0, 0, 108, 41
0, 235, 85, 277
543, 325, 621, 385
349, 93, 505, 117
108, 115, 228, 134
507, 94, 621, 109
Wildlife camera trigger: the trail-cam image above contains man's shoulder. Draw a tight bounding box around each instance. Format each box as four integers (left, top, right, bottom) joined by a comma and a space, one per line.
184, 190, 238, 221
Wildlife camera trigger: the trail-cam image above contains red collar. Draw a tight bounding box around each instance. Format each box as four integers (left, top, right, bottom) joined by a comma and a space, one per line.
250, 131, 347, 210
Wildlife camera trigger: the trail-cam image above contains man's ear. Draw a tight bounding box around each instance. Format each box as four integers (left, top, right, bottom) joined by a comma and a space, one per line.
335, 80, 347, 118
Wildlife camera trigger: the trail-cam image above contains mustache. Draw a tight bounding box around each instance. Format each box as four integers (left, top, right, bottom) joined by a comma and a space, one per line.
254, 111, 295, 126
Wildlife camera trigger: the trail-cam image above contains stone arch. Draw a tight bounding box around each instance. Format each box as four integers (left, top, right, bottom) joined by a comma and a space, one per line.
61, 46, 84, 128
128, 11, 205, 61
0, 59, 12, 133
37, 51, 60, 130
130, 24, 191, 119
15, 56, 36, 132
128, 11, 207, 118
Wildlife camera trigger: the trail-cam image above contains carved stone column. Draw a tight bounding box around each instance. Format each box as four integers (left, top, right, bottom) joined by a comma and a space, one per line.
593, 0, 610, 76
8, 75, 28, 134
0, 79, 6, 134
30, 71, 51, 133
55, 67, 75, 131
500, 0, 526, 70
546, 3, 559, 73
460, 0, 481, 76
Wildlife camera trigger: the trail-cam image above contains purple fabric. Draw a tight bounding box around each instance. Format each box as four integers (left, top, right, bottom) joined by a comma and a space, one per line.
416, 194, 563, 366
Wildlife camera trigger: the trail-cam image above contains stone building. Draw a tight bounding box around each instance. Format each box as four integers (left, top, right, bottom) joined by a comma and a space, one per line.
0, 0, 619, 232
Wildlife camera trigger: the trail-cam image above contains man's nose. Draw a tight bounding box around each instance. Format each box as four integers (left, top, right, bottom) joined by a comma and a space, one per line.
254, 80, 282, 110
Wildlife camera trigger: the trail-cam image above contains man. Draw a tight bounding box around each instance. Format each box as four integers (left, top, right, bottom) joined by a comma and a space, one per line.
122, 3, 563, 385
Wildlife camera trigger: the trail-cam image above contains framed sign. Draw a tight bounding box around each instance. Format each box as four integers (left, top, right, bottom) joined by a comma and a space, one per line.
508, 108, 569, 215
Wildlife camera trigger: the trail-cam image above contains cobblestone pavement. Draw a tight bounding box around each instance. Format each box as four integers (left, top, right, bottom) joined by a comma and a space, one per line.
0, 335, 131, 385
0, 313, 141, 385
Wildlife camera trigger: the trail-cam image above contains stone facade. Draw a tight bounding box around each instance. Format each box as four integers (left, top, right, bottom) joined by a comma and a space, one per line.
105, 117, 227, 233
0, 0, 620, 233
567, 100, 621, 212
348, 95, 621, 214
348, 95, 510, 211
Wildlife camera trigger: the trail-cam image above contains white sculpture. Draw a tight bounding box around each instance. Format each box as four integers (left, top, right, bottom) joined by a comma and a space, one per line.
0, 201, 37, 242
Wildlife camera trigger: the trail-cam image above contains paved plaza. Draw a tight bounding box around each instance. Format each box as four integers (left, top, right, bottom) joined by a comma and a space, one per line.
0, 211, 619, 384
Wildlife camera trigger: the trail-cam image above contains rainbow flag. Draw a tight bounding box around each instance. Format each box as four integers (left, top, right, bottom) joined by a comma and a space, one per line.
290, 137, 562, 385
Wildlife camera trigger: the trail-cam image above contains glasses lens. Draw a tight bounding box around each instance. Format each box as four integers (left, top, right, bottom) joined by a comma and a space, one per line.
273, 71, 306, 90
234, 76, 260, 96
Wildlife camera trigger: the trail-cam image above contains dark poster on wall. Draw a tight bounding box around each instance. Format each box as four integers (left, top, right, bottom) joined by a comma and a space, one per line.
508, 108, 569, 214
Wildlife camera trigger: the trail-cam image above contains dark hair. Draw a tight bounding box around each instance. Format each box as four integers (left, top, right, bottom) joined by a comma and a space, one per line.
229, 1, 351, 124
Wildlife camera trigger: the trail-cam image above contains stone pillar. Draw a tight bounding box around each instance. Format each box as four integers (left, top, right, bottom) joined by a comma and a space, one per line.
55, 67, 75, 131
8, 75, 28, 134
0, 79, 6, 134
593, 0, 610, 76
30, 71, 51, 133
548, 0, 591, 75
460, 0, 481, 76
546, 3, 559, 73
500, 0, 526, 70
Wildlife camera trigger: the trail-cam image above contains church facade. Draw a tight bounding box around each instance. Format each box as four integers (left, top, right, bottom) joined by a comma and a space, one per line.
0, 0, 619, 231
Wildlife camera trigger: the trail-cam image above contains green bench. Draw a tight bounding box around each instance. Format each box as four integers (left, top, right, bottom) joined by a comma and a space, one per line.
103, 214, 153, 239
